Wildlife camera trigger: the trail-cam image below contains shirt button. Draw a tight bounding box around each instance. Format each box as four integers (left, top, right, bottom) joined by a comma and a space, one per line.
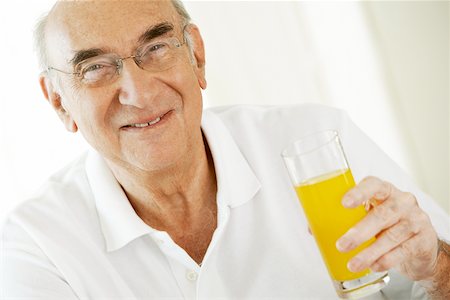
186, 270, 198, 282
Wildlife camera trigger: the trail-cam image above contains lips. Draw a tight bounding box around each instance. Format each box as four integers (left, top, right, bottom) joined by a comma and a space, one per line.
122, 110, 172, 129
124, 116, 162, 128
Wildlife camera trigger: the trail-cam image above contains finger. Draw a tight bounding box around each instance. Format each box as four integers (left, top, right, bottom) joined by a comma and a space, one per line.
346, 219, 420, 272
337, 192, 417, 252
369, 232, 435, 280
365, 240, 410, 273
337, 191, 418, 252
371, 228, 438, 280
342, 176, 393, 208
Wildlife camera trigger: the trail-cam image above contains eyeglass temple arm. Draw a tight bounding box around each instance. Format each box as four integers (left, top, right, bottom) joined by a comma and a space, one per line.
47, 66, 79, 75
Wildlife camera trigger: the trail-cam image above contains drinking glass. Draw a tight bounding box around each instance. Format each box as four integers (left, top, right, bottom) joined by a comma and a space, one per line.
281, 130, 389, 299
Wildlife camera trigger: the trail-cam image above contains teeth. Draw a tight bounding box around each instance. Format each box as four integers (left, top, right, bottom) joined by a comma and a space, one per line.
148, 117, 161, 125
129, 116, 162, 128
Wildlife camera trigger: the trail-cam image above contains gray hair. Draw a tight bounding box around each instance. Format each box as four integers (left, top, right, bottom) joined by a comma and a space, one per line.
34, 0, 193, 72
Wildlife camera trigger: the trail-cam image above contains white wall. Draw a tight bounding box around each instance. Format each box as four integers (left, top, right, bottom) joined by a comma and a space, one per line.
0, 1, 448, 221
363, 1, 449, 212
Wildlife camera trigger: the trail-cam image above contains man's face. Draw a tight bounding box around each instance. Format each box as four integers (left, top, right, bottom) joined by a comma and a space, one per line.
43, 0, 206, 172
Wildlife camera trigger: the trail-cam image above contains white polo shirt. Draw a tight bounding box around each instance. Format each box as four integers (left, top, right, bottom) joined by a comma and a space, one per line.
2, 104, 449, 300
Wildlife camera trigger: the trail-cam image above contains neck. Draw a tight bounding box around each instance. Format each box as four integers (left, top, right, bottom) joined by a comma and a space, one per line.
106, 132, 217, 231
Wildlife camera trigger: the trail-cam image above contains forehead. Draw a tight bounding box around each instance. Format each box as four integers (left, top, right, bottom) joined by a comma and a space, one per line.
46, 0, 180, 64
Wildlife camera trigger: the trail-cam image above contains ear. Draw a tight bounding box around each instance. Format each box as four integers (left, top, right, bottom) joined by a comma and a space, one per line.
39, 74, 78, 133
187, 24, 207, 89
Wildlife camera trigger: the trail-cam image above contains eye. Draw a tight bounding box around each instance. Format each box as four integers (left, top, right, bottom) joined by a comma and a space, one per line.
84, 64, 104, 73
80, 62, 116, 82
140, 41, 170, 59
149, 43, 167, 52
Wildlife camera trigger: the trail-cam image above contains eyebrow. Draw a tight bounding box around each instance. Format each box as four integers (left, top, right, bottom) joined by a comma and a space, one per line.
69, 48, 105, 67
68, 22, 175, 67
137, 22, 175, 44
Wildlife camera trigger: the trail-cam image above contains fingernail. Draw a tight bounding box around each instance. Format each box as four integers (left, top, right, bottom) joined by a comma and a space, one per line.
336, 237, 351, 252
342, 195, 355, 208
336, 229, 357, 252
348, 257, 363, 273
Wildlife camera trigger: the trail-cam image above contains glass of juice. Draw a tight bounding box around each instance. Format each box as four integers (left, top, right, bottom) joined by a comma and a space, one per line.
281, 130, 389, 299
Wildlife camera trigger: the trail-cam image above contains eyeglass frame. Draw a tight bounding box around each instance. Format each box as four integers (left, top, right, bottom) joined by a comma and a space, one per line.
46, 24, 190, 86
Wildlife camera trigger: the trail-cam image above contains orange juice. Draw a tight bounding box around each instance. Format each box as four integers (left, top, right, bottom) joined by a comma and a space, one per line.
295, 169, 375, 281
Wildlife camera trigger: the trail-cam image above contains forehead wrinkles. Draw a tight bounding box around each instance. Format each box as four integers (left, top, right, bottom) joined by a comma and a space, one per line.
48, 0, 180, 59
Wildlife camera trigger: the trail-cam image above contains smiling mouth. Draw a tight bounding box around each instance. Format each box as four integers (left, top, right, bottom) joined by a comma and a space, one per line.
123, 111, 171, 129
125, 116, 162, 128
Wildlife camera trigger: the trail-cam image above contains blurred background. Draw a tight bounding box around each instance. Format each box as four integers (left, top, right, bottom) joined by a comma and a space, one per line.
0, 0, 448, 222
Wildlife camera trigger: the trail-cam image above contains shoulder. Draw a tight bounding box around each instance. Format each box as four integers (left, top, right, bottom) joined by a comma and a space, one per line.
204, 103, 351, 146
206, 103, 347, 121
205, 103, 349, 133
1, 152, 96, 242
1, 153, 97, 298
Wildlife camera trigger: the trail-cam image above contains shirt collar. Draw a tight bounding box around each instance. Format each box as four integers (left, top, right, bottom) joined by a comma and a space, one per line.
85, 109, 261, 252
201, 110, 261, 208
85, 151, 154, 252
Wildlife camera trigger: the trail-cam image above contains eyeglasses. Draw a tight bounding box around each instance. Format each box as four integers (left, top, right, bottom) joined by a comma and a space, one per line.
47, 36, 186, 87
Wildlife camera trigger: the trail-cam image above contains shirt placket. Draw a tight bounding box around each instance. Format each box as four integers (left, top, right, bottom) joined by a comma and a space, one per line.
150, 202, 231, 300
151, 231, 200, 299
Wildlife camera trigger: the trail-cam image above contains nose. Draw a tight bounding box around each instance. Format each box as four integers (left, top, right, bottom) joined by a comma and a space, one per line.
116, 58, 158, 109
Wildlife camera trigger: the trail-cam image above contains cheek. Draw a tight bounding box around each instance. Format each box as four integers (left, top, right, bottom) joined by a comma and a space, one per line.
175, 64, 204, 104
69, 91, 117, 139
172, 55, 201, 87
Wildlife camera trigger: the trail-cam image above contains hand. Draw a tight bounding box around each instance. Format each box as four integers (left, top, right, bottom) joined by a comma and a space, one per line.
336, 176, 439, 281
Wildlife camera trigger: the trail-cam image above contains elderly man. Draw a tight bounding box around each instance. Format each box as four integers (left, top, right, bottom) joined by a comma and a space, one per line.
2, 0, 449, 299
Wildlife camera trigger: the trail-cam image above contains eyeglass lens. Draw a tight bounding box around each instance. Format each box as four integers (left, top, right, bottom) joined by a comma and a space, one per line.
76, 37, 182, 86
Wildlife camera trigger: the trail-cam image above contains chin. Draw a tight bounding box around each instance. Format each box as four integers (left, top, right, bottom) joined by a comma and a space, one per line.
126, 145, 187, 174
